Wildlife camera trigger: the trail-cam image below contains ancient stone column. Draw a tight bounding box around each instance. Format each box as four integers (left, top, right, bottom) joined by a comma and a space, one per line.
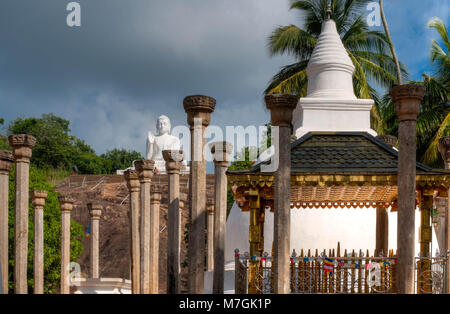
184, 95, 216, 294
265, 94, 297, 294
210, 141, 233, 294
149, 185, 162, 294
390, 84, 425, 294
206, 198, 214, 272
135, 160, 155, 294
31, 190, 47, 294
439, 136, 450, 292
9, 134, 36, 294
0, 150, 13, 294
163, 150, 184, 294
375, 206, 389, 256
124, 170, 141, 294
58, 195, 74, 294
87, 203, 102, 279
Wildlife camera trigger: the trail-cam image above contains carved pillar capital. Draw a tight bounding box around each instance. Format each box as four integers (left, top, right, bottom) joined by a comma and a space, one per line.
265, 94, 298, 127
31, 190, 48, 208
124, 170, 141, 192
8, 134, 36, 163
183, 95, 216, 128
390, 84, 425, 122
87, 203, 103, 220
58, 195, 74, 213
209, 141, 233, 166
163, 150, 184, 174
0, 150, 14, 174
134, 160, 155, 183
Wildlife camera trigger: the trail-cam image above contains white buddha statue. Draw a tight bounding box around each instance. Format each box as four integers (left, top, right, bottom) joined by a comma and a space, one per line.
146, 115, 183, 172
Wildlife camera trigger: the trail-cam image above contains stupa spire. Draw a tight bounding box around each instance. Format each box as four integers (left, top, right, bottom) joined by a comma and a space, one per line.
305, 18, 356, 99
326, 1, 332, 20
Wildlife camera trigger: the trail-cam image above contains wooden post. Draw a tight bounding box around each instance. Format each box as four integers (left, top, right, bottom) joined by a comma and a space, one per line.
375, 206, 389, 256
248, 188, 260, 294
418, 187, 433, 294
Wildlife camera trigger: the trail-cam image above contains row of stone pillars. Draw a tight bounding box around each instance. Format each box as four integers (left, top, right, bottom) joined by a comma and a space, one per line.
0, 134, 105, 294
122, 96, 233, 294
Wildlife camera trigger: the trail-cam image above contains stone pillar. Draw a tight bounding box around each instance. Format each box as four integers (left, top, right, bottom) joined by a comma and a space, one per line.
210, 141, 233, 294
149, 185, 162, 294
184, 95, 216, 294
390, 84, 425, 294
31, 190, 47, 294
87, 203, 102, 279
0, 150, 13, 294
9, 134, 36, 294
163, 150, 184, 294
439, 136, 450, 293
58, 195, 74, 294
375, 206, 389, 256
206, 198, 214, 272
265, 94, 297, 294
124, 170, 141, 294
135, 160, 155, 294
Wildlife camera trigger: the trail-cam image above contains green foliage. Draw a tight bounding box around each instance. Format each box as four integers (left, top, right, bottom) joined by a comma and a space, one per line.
0, 134, 10, 150
100, 148, 143, 174
6, 113, 142, 174
7, 165, 84, 294
379, 19, 450, 167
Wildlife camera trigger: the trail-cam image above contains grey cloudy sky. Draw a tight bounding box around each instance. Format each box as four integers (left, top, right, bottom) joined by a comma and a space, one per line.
0, 0, 448, 157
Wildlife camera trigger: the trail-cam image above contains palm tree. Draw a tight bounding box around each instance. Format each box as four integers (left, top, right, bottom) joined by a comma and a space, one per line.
428, 17, 450, 90
266, 0, 407, 133
380, 18, 449, 167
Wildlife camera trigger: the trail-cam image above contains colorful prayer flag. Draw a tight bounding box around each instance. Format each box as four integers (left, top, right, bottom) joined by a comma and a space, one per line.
86, 221, 91, 238
323, 258, 334, 274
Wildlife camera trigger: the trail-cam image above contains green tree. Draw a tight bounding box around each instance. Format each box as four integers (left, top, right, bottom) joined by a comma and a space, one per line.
266, 0, 407, 133
379, 19, 449, 167
428, 18, 450, 90
8, 165, 84, 293
100, 148, 143, 173
8, 114, 76, 169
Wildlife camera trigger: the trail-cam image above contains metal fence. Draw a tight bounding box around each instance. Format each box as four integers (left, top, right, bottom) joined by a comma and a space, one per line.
235, 249, 399, 294
415, 256, 448, 294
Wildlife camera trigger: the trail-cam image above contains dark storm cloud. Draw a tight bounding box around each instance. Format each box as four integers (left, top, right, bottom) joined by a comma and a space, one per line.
0, 0, 296, 154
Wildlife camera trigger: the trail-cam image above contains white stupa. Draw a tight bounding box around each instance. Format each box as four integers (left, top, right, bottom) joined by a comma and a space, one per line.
293, 18, 376, 138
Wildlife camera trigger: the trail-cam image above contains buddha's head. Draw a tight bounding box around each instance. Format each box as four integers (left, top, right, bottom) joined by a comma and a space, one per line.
157, 115, 171, 135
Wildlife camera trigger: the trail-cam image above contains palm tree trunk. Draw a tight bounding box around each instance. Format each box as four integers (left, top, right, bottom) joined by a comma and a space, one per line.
379, 0, 403, 85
